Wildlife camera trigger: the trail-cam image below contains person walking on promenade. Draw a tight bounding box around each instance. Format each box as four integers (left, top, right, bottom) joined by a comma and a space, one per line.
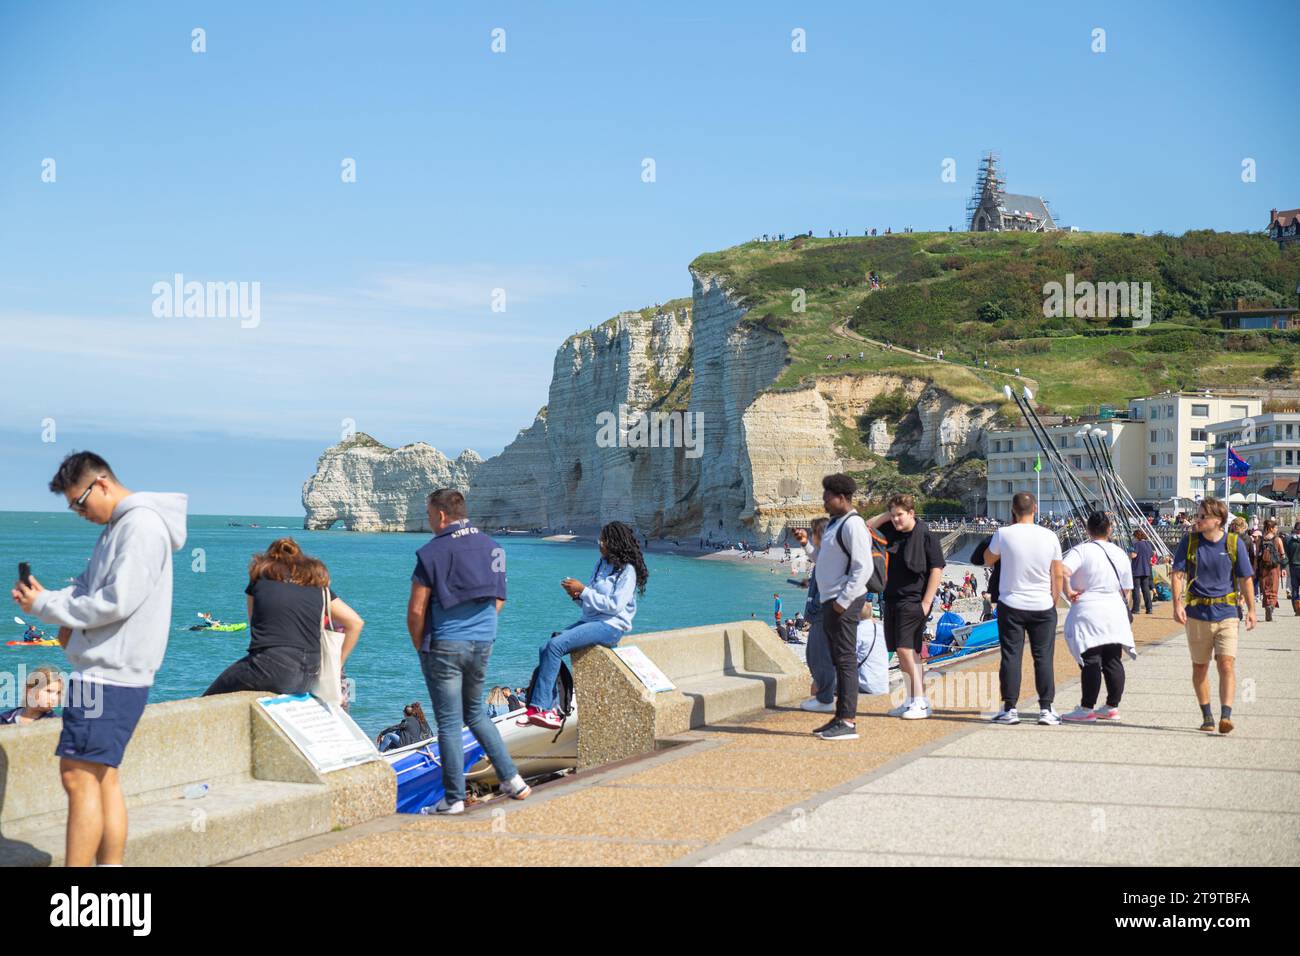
1257, 518, 1285, 622
1127, 528, 1155, 616
984, 492, 1063, 725
11, 451, 187, 866
792, 474, 873, 741
406, 489, 530, 813
524, 521, 648, 730
1286, 521, 1300, 616
1057, 512, 1135, 723
865, 494, 945, 719
1171, 498, 1256, 735
797, 519, 836, 714
204, 538, 364, 697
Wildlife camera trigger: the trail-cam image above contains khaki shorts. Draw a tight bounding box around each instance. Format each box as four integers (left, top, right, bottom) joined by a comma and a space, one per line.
1186, 616, 1238, 664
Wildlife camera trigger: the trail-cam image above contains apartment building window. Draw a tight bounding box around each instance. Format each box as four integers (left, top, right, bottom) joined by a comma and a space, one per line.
1149, 454, 1157, 467
1129, 404, 1141, 419
1190, 429, 1207, 442
1150, 429, 1158, 443
1164, 475, 1174, 490
1165, 428, 1175, 443
1148, 477, 1157, 491
1165, 453, 1175, 466
1190, 455, 1207, 469
1150, 407, 1160, 420
1071, 455, 1082, 469
1191, 404, 1209, 417
1230, 405, 1249, 417
1165, 404, 1174, 417
1287, 424, 1295, 440
1018, 460, 1027, 472
1288, 450, 1295, 466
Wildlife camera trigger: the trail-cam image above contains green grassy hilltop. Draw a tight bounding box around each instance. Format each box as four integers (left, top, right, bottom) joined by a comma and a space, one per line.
691, 230, 1300, 412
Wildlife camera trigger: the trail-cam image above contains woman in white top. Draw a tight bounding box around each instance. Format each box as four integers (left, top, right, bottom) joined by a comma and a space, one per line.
1055, 512, 1136, 723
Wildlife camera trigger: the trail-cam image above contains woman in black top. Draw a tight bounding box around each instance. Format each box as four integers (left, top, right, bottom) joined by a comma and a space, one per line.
203, 538, 364, 696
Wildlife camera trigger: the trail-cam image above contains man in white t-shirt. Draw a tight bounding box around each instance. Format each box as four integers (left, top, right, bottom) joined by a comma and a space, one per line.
984, 492, 1064, 725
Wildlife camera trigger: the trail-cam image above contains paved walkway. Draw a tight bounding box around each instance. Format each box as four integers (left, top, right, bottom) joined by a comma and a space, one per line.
230, 612, 1298, 867
699, 612, 1300, 866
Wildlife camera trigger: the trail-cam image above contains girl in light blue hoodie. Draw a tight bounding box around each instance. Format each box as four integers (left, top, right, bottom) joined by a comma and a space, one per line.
524, 521, 648, 728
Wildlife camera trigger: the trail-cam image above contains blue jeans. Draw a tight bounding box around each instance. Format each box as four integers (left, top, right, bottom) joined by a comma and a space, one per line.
419, 641, 519, 804
532, 620, 622, 711
804, 616, 835, 704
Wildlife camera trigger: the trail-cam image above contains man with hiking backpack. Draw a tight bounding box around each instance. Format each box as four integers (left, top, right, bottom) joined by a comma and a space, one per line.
791, 473, 883, 741
1171, 497, 1256, 735
865, 494, 945, 719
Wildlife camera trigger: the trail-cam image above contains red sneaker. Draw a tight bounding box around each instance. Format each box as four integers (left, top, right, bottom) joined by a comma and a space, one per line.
528, 708, 563, 730
516, 705, 540, 727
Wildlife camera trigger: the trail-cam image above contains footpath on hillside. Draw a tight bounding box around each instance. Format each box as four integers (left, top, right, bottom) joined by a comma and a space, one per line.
228, 612, 1298, 867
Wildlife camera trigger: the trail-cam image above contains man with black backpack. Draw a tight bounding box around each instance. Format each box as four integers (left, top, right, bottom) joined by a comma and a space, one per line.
866, 494, 945, 719
792, 474, 880, 740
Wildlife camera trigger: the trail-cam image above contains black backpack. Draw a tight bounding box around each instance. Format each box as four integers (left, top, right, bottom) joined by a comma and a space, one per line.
525, 656, 575, 718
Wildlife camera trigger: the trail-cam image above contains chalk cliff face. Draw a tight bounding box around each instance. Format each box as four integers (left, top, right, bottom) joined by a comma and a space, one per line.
302, 433, 482, 532
302, 279, 998, 538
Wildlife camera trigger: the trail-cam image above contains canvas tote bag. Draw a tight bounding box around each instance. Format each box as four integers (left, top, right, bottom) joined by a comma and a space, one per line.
312, 588, 345, 706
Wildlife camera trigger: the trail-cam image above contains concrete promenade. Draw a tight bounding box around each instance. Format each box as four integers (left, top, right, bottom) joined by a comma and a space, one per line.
231, 612, 1299, 867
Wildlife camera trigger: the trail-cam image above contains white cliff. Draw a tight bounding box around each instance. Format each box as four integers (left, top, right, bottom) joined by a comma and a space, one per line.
303, 281, 998, 539
302, 433, 482, 531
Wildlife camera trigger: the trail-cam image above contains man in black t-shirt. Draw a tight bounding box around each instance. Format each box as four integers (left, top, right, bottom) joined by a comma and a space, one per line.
866, 494, 945, 720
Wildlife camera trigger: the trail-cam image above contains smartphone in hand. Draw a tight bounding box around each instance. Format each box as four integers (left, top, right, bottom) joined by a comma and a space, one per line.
18, 562, 32, 587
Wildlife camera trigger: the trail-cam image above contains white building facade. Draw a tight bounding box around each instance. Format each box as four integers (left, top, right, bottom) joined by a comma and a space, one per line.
984, 392, 1263, 520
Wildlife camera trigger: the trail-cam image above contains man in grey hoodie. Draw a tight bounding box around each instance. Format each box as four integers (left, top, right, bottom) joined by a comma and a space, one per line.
11, 451, 187, 866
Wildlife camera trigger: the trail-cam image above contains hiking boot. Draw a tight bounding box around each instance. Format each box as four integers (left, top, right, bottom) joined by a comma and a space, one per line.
1061, 706, 1097, 723
799, 697, 835, 713
817, 720, 859, 741
527, 708, 563, 730
1219, 716, 1235, 735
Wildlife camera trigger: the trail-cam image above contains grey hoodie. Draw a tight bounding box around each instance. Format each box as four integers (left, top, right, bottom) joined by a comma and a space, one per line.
33, 492, 188, 686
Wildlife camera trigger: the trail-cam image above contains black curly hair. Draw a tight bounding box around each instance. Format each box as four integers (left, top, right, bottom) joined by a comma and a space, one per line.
599, 521, 649, 594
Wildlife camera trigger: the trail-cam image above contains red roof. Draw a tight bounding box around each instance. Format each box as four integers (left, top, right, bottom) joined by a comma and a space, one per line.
1270, 208, 1300, 229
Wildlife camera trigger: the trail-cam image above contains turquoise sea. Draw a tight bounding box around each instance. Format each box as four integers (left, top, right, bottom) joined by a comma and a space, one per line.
2, 512, 807, 736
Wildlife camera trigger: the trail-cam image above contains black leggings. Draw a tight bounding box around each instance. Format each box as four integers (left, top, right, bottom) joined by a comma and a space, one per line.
1079, 643, 1125, 709
203, 646, 319, 697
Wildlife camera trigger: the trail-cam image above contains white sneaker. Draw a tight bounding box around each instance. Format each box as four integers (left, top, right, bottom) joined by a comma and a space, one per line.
990, 708, 1020, 725
1061, 706, 1096, 723
887, 698, 913, 717
429, 797, 464, 815
800, 697, 836, 713
901, 701, 931, 720
1038, 707, 1062, 726
501, 774, 531, 800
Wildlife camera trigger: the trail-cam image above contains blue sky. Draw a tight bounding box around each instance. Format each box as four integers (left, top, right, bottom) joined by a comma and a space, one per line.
2, 0, 1297, 513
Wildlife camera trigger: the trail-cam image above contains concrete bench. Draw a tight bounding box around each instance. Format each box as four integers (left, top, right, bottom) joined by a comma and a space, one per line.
572, 620, 807, 769
0, 692, 393, 867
